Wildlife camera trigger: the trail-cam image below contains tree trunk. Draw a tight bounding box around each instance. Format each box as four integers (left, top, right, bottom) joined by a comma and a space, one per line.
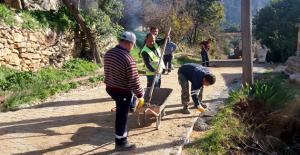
192, 24, 198, 44
62, 0, 102, 64
4, 0, 22, 9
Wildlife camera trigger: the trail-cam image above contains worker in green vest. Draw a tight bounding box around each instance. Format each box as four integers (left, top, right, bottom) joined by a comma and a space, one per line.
141, 34, 165, 88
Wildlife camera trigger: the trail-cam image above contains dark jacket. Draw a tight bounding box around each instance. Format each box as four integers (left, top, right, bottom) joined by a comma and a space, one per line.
165, 41, 177, 55
178, 63, 211, 105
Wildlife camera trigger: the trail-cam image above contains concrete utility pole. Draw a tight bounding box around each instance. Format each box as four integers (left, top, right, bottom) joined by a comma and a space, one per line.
296, 23, 300, 52
241, 0, 254, 85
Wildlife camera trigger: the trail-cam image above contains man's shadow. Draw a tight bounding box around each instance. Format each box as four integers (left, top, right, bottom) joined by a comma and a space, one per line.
15, 126, 114, 155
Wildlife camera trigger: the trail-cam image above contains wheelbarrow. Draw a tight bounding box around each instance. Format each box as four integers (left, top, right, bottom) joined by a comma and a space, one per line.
136, 87, 172, 129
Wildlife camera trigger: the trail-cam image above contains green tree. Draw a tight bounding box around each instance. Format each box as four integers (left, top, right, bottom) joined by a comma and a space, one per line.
186, 0, 225, 44
98, 0, 124, 22
141, 0, 224, 44
254, 0, 300, 62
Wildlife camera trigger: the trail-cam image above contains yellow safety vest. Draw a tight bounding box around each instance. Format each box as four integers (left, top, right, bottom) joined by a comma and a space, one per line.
141, 44, 165, 75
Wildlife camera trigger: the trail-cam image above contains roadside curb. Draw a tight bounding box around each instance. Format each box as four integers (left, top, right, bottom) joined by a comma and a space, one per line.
175, 87, 230, 155
176, 116, 199, 155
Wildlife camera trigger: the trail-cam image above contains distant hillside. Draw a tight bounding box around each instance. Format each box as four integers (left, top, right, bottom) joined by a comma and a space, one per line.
222, 0, 271, 25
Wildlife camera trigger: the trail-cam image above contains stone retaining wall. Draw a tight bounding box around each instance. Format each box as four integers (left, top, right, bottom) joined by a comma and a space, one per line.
0, 24, 75, 71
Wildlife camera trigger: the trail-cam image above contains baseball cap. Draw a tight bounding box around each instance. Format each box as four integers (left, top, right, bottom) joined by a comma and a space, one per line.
120, 31, 136, 44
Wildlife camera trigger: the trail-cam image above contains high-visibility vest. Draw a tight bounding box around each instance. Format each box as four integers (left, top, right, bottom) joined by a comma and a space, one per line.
141, 44, 165, 75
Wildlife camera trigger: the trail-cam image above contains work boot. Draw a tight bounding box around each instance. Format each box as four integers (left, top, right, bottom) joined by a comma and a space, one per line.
200, 103, 208, 109
182, 106, 191, 114
192, 103, 208, 109
115, 142, 136, 151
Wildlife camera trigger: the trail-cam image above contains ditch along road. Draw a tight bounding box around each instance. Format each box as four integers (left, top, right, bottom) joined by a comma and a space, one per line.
0, 64, 268, 155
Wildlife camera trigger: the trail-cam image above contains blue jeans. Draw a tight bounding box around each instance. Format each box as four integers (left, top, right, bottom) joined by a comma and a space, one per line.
146, 75, 161, 88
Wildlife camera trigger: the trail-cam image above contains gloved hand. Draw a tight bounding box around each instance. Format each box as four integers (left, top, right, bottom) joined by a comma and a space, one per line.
197, 105, 205, 113
137, 98, 145, 108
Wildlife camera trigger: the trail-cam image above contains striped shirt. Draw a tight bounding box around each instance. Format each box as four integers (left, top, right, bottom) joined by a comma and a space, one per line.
104, 45, 143, 98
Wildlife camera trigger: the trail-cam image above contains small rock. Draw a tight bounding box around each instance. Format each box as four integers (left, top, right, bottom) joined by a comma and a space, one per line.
203, 116, 214, 125
15, 42, 27, 48
18, 48, 27, 53
7, 39, 14, 44
28, 33, 38, 42
0, 38, 6, 44
13, 33, 25, 43
0, 48, 11, 57
5, 53, 21, 66
11, 49, 19, 54
20, 53, 41, 59
289, 73, 300, 85
42, 50, 52, 56
193, 118, 210, 131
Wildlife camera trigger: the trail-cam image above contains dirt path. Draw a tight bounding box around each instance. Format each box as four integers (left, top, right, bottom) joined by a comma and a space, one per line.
0, 66, 267, 155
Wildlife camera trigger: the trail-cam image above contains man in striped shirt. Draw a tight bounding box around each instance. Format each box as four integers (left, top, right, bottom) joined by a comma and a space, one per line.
104, 31, 144, 151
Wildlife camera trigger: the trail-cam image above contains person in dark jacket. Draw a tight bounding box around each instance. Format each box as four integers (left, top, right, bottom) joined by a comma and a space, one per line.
178, 63, 216, 114
200, 39, 212, 67
141, 34, 165, 88
162, 39, 177, 74
104, 31, 144, 151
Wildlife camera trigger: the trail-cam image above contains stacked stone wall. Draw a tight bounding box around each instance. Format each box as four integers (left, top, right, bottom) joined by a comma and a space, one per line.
0, 24, 75, 71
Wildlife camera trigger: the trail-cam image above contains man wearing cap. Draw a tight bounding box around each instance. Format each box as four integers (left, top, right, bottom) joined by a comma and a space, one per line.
178, 63, 216, 114
104, 31, 144, 151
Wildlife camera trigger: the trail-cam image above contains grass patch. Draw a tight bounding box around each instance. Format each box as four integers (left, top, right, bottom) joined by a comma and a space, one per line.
174, 54, 200, 66
0, 59, 102, 111
0, 4, 75, 31
131, 47, 142, 64
0, 4, 16, 26
186, 73, 300, 154
187, 89, 248, 155
88, 74, 105, 83
130, 47, 146, 74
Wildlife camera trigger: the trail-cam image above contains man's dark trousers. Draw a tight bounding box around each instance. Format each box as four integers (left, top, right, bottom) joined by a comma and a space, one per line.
106, 88, 132, 145
163, 54, 173, 72
201, 51, 209, 67
146, 74, 161, 88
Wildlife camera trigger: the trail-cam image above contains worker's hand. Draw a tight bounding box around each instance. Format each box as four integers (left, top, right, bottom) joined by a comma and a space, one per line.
137, 98, 145, 108
197, 105, 205, 113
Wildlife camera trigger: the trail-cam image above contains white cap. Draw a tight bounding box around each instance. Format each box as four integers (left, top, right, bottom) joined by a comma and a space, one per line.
120, 31, 136, 44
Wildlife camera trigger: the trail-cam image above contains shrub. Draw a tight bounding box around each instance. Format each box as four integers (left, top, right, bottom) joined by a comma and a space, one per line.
0, 4, 75, 31
254, 0, 300, 62
0, 4, 15, 26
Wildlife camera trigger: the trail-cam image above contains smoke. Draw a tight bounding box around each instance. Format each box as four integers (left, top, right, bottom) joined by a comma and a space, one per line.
120, 0, 180, 31
121, 0, 143, 31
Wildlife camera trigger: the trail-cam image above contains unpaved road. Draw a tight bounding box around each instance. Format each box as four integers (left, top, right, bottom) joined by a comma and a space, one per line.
0, 66, 267, 155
